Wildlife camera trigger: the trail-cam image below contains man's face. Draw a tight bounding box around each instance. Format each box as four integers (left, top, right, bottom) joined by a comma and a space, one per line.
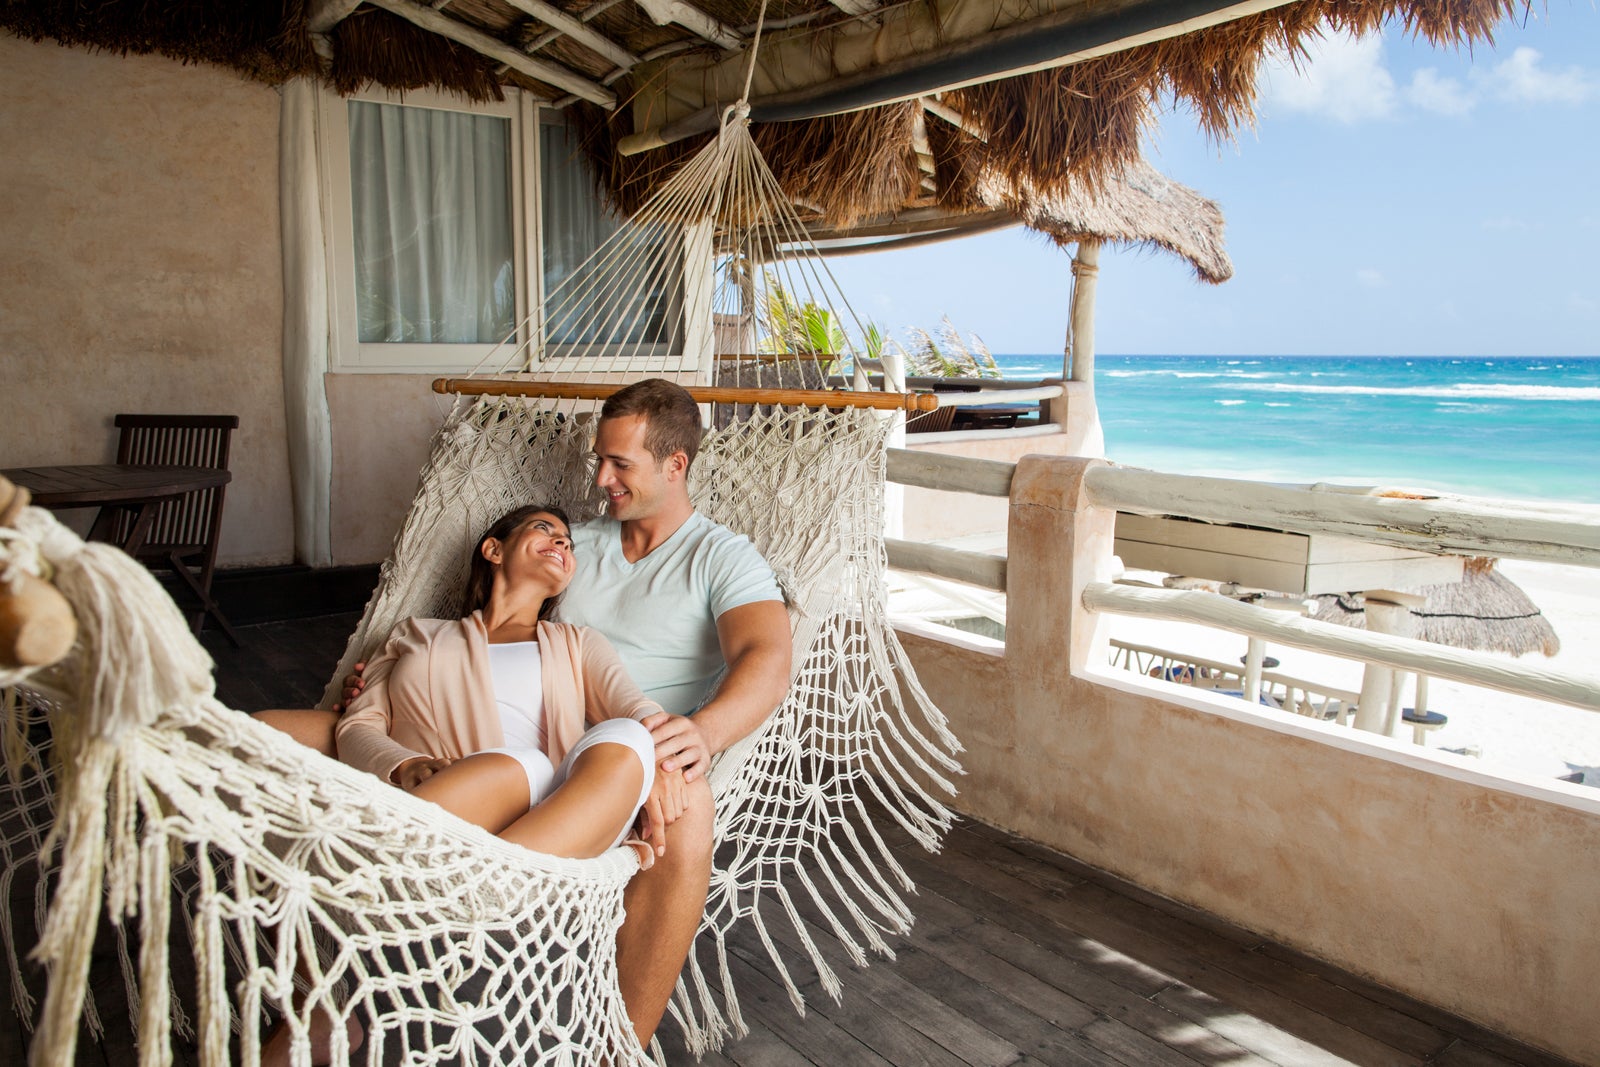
593, 414, 678, 521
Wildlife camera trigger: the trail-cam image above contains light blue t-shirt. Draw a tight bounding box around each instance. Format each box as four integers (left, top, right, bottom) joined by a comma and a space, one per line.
554, 512, 782, 716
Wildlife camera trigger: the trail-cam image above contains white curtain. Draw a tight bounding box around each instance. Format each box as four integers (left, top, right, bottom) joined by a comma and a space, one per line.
539, 123, 673, 347
280, 78, 333, 566
348, 101, 515, 344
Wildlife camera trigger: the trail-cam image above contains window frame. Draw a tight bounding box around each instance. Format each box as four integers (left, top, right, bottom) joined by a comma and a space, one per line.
530, 111, 697, 371
320, 86, 537, 374
320, 87, 705, 376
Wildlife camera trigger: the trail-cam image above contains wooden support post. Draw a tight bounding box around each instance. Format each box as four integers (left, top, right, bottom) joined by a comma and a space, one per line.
1064, 240, 1104, 457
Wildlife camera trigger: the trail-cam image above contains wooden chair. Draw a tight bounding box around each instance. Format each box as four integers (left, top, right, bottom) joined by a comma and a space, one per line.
113, 414, 240, 645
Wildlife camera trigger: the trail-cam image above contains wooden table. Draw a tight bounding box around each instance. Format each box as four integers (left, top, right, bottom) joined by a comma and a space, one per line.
1, 464, 232, 556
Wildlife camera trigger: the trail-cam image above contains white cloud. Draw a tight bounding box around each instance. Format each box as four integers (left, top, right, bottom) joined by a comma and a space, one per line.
1356, 268, 1386, 288
1487, 47, 1595, 105
1261, 35, 1396, 123
1570, 294, 1598, 315
1260, 39, 1597, 125
1406, 68, 1474, 116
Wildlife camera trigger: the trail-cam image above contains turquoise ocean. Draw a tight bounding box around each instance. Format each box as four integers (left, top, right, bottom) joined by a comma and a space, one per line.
989, 354, 1600, 506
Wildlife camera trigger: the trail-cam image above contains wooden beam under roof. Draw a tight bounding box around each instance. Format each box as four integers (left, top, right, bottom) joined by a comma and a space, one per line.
501, 0, 638, 71
366, 0, 618, 107
620, 0, 1292, 153
633, 0, 743, 51
307, 0, 364, 35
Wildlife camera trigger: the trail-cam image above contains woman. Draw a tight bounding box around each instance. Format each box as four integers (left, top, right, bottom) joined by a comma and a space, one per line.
335, 504, 671, 861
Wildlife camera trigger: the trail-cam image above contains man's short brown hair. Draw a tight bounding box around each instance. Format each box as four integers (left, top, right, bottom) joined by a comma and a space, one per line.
600, 378, 704, 469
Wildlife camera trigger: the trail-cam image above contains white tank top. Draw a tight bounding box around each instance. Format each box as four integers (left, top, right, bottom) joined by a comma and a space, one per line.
486, 641, 545, 750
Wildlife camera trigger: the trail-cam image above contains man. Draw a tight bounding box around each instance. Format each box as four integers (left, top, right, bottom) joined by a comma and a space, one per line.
264, 379, 791, 1047
546, 378, 790, 1042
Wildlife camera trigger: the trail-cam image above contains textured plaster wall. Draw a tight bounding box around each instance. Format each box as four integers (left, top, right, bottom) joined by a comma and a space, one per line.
325, 374, 447, 565
0, 37, 293, 565
899, 454, 1600, 1065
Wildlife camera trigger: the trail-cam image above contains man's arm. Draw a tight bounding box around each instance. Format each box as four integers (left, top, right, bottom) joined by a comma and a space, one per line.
644, 599, 790, 781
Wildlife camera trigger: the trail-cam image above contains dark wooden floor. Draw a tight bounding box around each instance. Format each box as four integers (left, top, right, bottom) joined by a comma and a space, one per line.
5, 615, 1580, 1067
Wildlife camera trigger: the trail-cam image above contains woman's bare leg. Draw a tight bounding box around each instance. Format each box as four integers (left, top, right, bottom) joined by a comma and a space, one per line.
500, 744, 645, 858
408, 752, 532, 833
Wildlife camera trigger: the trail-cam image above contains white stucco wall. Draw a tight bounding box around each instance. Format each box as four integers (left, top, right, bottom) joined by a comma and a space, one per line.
0, 36, 294, 566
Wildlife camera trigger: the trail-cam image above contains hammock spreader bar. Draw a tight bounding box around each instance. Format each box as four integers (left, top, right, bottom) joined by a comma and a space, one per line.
432, 378, 941, 412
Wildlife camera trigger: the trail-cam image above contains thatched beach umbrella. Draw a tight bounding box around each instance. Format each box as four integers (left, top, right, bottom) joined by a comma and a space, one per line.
1312, 559, 1560, 659
1313, 558, 1559, 738
972, 157, 1234, 286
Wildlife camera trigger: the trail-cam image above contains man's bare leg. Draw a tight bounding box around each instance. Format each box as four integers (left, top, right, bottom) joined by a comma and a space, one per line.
254, 709, 340, 756
615, 774, 713, 1045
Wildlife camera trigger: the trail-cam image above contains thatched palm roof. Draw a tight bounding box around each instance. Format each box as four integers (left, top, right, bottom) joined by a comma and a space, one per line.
973, 158, 1233, 284
1313, 560, 1561, 658
4, 0, 1515, 226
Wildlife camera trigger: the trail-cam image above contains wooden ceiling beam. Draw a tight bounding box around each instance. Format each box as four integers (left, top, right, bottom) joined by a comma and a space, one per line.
633, 0, 743, 51
620, 0, 1293, 153
307, 0, 364, 35
502, 0, 638, 70
367, 0, 617, 107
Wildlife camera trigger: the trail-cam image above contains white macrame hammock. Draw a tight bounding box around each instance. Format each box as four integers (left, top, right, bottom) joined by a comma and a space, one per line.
1, 108, 962, 1065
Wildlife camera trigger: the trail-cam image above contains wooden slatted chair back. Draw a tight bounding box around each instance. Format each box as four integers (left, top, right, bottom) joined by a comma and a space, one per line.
113, 414, 240, 641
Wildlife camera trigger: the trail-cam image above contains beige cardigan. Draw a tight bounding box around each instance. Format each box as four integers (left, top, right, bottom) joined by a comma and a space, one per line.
336, 612, 661, 783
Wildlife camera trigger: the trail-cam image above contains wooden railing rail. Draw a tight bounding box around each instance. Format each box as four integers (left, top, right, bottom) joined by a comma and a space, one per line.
1083, 465, 1600, 568
1085, 582, 1600, 714
886, 448, 1014, 497
884, 539, 1006, 591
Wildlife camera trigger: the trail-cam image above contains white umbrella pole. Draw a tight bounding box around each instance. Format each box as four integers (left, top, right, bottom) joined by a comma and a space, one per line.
1353, 592, 1420, 735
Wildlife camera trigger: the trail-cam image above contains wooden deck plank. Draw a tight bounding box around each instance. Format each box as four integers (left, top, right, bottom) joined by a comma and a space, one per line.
1062, 879, 1453, 1060
755, 897, 1028, 1065
892, 834, 1431, 1067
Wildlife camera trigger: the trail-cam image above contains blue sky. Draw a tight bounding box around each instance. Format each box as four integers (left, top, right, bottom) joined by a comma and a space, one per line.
822, 4, 1600, 357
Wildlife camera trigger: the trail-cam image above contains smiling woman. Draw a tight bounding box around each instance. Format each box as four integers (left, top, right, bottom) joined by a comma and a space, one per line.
332, 502, 662, 861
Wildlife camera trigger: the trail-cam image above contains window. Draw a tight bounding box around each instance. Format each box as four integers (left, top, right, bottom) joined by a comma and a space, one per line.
322, 87, 694, 373
537, 122, 681, 358
323, 88, 534, 372
348, 101, 515, 346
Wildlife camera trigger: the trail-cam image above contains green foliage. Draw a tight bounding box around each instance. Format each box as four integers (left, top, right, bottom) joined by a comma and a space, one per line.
756, 275, 1000, 380
758, 272, 847, 357
897, 317, 1003, 379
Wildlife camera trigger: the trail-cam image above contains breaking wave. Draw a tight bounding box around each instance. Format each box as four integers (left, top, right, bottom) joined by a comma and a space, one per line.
1236, 382, 1600, 402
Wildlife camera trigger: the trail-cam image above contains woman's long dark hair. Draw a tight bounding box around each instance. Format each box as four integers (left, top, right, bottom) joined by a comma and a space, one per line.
463, 504, 573, 619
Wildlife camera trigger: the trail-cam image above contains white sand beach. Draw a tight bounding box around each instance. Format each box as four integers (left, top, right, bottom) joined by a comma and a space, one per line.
1097, 559, 1600, 788
892, 556, 1600, 790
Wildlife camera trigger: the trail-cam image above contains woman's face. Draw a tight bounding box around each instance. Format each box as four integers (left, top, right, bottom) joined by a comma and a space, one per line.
485, 511, 576, 596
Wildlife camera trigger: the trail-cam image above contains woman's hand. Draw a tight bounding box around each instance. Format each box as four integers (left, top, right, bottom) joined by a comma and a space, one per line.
637, 765, 688, 857
393, 755, 454, 791
333, 662, 367, 712
641, 712, 712, 782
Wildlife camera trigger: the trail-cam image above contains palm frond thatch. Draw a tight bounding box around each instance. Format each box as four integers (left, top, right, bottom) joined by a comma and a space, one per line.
4, 0, 1517, 220
1313, 559, 1561, 658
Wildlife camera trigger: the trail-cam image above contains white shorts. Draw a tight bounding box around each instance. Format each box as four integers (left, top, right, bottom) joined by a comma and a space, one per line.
482, 718, 655, 849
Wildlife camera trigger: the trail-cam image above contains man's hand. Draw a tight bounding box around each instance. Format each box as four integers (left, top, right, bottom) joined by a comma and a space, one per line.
333, 662, 367, 712
636, 764, 688, 857
393, 755, 453, 791
642, 712, 713, 783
